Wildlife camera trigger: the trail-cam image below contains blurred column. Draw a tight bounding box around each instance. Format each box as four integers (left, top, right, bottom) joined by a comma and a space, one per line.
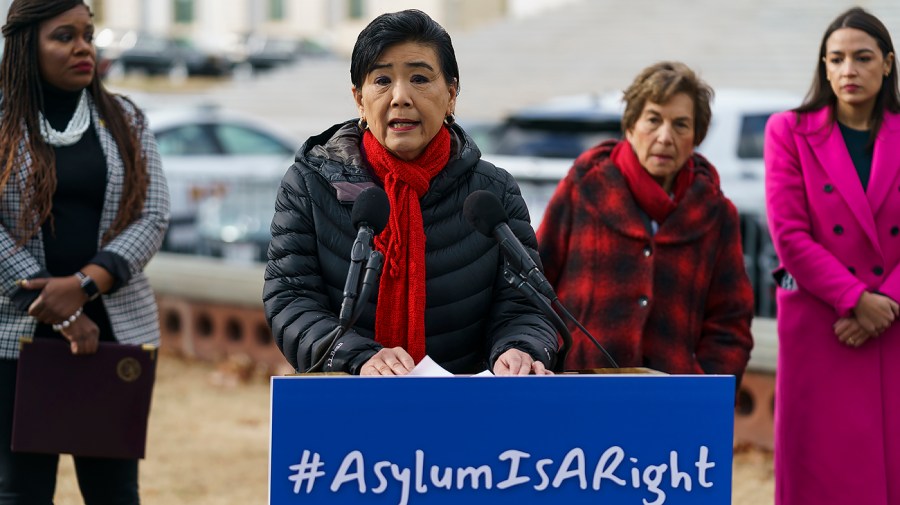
325, 0, 343, 26
248, 0, 263, 33
140, 0, 151, 32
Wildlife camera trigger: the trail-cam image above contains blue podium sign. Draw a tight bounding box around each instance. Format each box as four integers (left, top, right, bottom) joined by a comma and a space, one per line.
270, 375, 734, 505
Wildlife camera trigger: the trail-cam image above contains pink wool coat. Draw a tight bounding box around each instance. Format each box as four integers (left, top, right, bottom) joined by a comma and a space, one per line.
765, 107, 900, 505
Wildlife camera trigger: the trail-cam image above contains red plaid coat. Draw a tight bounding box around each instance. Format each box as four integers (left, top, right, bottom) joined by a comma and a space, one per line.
537, 140, 753, 378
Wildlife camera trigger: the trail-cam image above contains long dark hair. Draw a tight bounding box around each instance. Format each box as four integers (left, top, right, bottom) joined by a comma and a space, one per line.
0, 0, 149, 246
796, 7, 900, 145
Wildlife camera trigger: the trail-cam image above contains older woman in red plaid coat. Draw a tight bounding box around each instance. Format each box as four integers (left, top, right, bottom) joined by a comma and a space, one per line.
537, 61, 753, 379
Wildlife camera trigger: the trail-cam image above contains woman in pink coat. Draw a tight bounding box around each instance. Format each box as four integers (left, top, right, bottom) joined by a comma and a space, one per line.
765, 7, 900, 504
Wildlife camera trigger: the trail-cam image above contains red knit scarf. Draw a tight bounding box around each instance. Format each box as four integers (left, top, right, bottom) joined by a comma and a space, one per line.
611, 140, 694, 224
362, 127, 451, 362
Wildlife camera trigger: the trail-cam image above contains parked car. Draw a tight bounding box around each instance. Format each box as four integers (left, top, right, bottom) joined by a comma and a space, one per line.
109, 31, 243, 79
244, 35, 300, 72
486, 92, 624, 159
177, 34, 247, 77
146, 104, 298, 255
195, 178, 277, 263
112, 31, 185, 78
94, 27, 130, 78
479, 88, 801, 317
471, 92, 624, 226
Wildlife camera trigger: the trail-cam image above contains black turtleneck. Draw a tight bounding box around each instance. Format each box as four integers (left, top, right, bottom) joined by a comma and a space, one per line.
40, 84, 105, 271
838, 122, 873, 192
34, 83, 114, 341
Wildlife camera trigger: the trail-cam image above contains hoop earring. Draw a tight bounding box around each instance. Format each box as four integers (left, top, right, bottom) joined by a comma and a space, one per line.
444, 114, 456, 126
358, 118, 368, 130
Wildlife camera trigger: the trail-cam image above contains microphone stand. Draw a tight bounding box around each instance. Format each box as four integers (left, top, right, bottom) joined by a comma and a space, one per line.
306, 250, 384, 373
553, 299, 619, 369
502, 266, 571, 373
502, 264, 620, 371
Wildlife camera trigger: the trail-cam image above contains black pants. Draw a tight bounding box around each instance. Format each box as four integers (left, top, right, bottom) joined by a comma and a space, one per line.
0, 359, 140, 505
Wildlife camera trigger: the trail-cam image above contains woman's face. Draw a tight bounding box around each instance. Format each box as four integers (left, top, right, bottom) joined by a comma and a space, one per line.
38, 4, 95, 92
353, 41, 457, 161
824, 27, 894, 116
625, 92, 696, 190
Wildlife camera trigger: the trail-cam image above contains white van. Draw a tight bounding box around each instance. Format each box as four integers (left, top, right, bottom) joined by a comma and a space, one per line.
146, 105, 298, 254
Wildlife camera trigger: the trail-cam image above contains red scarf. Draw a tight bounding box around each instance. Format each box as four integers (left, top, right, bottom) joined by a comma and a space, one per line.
362, 127, 451, 362
611, 140, 694, 224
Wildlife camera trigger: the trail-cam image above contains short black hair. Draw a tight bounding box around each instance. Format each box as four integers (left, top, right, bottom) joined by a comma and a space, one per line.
350, 9, 460, 95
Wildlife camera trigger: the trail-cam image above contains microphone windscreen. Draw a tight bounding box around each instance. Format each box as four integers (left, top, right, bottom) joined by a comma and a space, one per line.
351, 186, 390, 234
463, 190, 509, 237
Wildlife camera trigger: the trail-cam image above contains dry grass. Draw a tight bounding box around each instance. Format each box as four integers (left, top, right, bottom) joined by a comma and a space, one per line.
51, 355, 774, 505
732, 444, 775, 505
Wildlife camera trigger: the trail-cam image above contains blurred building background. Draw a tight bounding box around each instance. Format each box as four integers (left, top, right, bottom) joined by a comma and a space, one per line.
2, 0, 898, 118
54, 1, 900, 116
65, 0, 896, 134
26, 0, 573, 56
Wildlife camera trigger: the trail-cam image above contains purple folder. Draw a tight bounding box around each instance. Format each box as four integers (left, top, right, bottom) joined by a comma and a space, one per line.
12, 338, 157, 459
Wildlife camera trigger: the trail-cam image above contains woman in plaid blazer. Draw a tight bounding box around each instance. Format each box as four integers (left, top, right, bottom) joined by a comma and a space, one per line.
537, 62, 754, 379
0, 0, 169, 502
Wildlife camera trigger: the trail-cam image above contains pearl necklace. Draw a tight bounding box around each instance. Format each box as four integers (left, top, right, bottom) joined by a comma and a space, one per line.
39, 90, 91, 147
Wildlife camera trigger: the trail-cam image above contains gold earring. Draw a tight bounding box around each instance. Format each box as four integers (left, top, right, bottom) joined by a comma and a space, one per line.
358, 117, 368, 130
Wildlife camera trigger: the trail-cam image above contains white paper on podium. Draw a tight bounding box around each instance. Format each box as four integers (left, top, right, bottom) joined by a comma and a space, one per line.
408, 356, 493, 377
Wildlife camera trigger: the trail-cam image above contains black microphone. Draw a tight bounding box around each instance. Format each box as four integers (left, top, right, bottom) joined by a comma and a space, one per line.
463, 190, 618, 370
463, 190, 557, 301
307, 187, 390, 373
339, 186, 390, 330
349, 250, 385, 327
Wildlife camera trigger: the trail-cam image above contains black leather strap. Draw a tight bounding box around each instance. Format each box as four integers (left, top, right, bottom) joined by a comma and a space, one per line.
75, 271, 100, 301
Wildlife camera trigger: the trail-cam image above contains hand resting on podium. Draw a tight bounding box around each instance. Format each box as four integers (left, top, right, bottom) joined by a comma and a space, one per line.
360, 347, 553, 376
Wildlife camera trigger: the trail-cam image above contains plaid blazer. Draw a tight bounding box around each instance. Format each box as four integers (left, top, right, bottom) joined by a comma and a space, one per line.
0, 94, 170, 359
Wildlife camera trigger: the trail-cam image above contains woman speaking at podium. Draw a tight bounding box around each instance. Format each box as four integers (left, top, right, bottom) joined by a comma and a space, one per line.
263, 10, 557, 376
537, 62, 754, 378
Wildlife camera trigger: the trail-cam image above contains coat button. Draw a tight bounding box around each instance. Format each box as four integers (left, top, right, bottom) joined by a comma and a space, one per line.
638, 296, 649, 307
874, 266, 884, 276
833, 225, 844, 235
824, 183, 834, 193
642, 246, 652, 257
848, 266, 856, 274
892, 226, 899, 236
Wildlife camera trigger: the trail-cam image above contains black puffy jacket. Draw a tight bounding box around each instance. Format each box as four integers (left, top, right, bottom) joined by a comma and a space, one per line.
263, 120, 557, 374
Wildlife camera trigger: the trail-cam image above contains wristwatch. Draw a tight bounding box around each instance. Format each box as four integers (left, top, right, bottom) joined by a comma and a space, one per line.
75, 271, 101, 301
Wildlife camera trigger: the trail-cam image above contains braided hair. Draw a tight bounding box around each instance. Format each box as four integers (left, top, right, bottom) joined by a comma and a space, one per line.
0, 0, 149, 246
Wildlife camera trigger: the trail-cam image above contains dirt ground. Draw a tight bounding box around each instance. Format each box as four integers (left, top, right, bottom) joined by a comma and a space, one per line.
52, 355, 774, 505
